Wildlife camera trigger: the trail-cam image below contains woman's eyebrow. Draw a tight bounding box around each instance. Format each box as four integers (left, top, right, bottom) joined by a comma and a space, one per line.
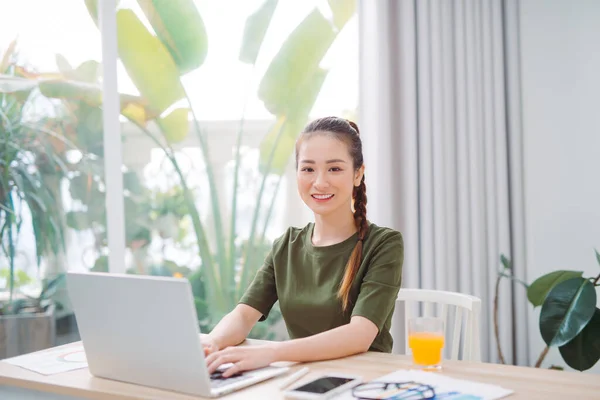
299, 159, 347, 164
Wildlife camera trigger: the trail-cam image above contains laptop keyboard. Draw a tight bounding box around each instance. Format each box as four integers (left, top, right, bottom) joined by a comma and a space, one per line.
210, 370, 253, 388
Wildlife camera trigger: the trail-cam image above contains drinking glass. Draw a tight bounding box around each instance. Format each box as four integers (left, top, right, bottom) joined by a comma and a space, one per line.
408, 317, 445, 370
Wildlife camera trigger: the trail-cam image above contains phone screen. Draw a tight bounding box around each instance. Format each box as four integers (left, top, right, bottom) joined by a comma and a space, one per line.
292, 376, 354, 394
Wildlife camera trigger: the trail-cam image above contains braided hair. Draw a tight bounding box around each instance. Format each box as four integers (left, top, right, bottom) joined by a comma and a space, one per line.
295, 116, 369, 311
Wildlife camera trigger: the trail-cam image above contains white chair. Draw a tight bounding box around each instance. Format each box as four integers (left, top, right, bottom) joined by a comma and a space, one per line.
392, 289, 482, 362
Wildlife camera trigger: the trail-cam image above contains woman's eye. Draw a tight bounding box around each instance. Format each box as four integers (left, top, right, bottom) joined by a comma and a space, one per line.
301, 167, 314, 172
329, 167, 342, 172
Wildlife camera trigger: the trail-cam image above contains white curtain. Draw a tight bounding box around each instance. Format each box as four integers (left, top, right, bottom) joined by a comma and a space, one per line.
359, 0, 529, 365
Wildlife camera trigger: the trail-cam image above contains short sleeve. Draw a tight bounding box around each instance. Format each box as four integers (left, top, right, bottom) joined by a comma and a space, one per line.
351, 232, 404, 331
238, 250, 278, 321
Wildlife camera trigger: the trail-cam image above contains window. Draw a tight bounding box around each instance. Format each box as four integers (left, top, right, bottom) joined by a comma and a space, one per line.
0, 0, 358, 343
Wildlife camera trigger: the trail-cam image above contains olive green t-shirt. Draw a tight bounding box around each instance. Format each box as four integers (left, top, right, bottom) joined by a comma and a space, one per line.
239, 222, 404, 352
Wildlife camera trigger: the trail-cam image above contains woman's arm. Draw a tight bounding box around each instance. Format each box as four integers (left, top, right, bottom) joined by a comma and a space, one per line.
272, 315, 378, 361
206, 316, 378, 376
205, 304, 262, 350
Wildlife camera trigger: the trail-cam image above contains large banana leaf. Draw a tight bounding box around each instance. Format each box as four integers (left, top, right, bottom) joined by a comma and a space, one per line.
559, 308, 600, 371
0, 39, 18, 74
116, 9, 185, 113
256, 3, 354, 176
0, 76, 154, 127
55, 56, 101, 83
539, 277, 597, 347
0, 75, 37, 94
157, 107, 190, 143
136, 0, 208, 74
527, 270, 584, 307
83, 0, 121, 27
258, 67, 328, 175
96, 8, 191, 149
239, 0, 279, 64
328, 0, 357, 29
258, 9, 335, 116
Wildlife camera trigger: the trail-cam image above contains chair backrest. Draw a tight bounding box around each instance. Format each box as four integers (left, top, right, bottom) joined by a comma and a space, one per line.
392, 289, 482, 362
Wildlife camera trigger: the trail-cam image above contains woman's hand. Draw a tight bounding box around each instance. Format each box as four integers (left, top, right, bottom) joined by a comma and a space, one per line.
202, 335, 220, 356
205, 345, 278, 377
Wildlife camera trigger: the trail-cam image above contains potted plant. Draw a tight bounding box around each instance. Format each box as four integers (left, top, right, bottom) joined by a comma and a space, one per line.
494, 251, 600, 371
0, 45, 74, 357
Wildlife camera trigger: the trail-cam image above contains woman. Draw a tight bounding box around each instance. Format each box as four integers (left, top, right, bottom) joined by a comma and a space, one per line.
204, 116, 404, 377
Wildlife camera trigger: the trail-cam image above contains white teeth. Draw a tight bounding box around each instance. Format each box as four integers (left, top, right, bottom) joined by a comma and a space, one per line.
312, 194, 333, 199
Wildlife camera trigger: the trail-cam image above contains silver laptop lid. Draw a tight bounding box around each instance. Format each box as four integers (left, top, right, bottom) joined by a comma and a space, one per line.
67, 272, 212, 397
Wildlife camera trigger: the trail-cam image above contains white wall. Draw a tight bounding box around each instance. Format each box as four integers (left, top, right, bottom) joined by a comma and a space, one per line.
520, 0, 600, 373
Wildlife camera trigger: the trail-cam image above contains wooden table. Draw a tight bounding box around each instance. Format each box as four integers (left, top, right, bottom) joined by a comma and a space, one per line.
1, 341, 598, 400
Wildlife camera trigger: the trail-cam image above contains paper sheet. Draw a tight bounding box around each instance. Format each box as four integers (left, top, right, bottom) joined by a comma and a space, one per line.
333, 369, 514, 400
2, 344, 88, 375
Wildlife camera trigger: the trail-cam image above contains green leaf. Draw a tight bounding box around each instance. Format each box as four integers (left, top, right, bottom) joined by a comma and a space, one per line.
0, 74, 38, 94
500, 254, 511, 271
55, 54, 73, 74
0, 38, 17, 74
239, 0, 279, 64
527, 270, 584, 307
259, 117, 300, 175
559, 308, 600, 371
540, 277, 597, 347
72, 60, 101, 83
66, 211, 91, 231
328, 0, 357, 29
39, 79, 102, 105
595, 248, 600, 267
136, 0, 208, 74
157, 107, 190, 143
258, 9, 336, 116
116, 9, 185, 113
258, 68, 328, 175
84, 0, 99, 27
91, 255, 109, 273
38, 79, 156, 126
40, 274, 65, 301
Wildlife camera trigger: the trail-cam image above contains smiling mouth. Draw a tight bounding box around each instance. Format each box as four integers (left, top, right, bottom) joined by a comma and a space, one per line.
312, 194, 334, 200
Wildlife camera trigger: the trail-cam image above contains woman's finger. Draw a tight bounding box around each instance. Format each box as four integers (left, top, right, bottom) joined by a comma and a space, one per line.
207, 354, 233, 373
222, 362, 243, 378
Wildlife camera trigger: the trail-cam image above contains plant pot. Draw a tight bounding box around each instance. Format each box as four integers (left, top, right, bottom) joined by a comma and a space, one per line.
0, 304, 56, 359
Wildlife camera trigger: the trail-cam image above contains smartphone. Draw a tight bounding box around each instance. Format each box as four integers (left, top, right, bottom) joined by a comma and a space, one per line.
283, 374, 362, 400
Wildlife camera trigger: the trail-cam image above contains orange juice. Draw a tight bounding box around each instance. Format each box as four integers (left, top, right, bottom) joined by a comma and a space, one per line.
408, 332, 445, 366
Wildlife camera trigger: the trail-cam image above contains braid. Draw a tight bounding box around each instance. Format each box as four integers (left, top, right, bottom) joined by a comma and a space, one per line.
353, 176, 368, 241
338, 175, 369, 311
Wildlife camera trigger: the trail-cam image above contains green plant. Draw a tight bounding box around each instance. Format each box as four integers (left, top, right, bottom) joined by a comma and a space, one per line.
1, 274, 66, 315
0, 47, 73, 314
1, 0, 357, 338
495, 251, 600, 371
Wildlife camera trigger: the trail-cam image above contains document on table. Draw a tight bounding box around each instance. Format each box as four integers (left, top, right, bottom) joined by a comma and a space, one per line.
3, 344, 88, 375
333, 369, 514, 400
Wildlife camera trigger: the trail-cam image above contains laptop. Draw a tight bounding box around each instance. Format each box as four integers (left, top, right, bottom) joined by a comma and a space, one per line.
66, 272, 289, 397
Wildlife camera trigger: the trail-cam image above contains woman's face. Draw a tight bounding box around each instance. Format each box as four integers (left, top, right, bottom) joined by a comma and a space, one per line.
296, 134, 364, 218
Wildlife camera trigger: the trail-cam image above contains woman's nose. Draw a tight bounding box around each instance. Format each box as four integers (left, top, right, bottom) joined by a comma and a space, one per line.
313, 173, 329, 189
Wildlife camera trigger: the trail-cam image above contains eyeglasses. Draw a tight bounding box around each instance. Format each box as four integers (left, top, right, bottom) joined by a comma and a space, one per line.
351, 381, 436, 400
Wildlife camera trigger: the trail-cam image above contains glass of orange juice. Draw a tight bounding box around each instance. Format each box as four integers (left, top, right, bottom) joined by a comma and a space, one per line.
408, 317, 445, 370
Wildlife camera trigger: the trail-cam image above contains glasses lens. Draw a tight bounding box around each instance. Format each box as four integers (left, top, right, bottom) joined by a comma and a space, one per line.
352, 382, 435, 400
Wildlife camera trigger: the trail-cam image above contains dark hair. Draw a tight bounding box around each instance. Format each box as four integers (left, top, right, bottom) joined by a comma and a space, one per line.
295, 116, 368, 311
